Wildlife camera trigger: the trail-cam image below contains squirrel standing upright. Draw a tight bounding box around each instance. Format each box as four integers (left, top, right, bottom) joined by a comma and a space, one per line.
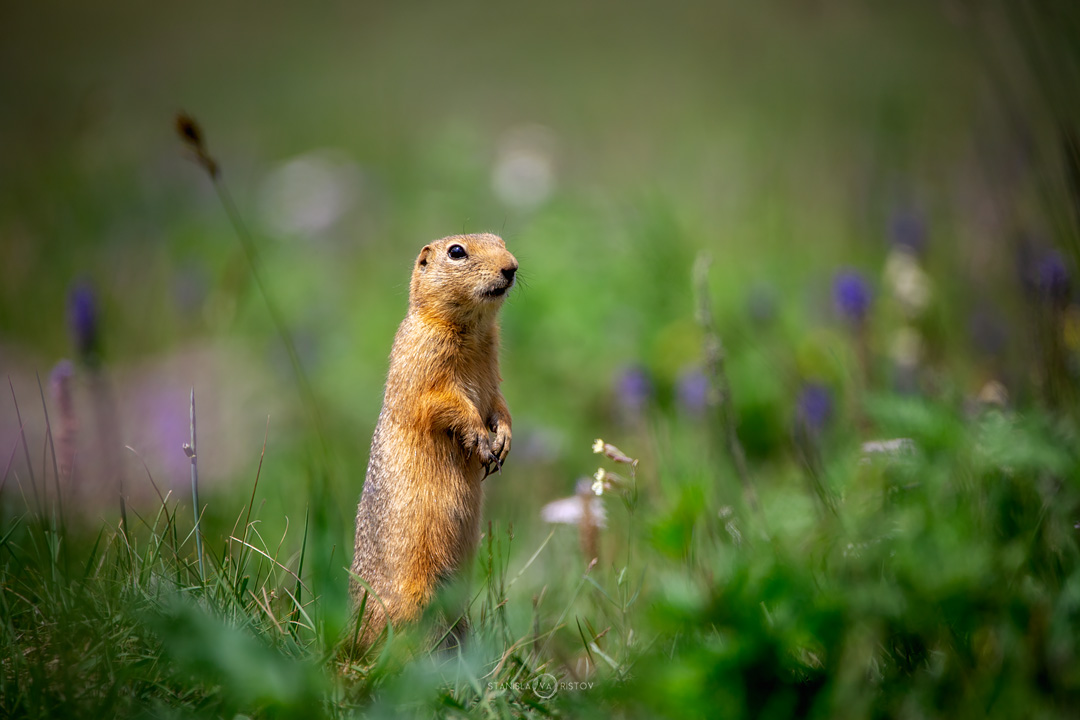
351, 233, 518, 646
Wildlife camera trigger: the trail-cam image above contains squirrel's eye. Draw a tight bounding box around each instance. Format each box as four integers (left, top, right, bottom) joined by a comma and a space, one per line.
447, 244, 468, 260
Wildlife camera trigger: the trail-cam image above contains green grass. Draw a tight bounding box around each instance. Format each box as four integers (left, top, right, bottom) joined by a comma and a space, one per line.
3, 389, 1080, 717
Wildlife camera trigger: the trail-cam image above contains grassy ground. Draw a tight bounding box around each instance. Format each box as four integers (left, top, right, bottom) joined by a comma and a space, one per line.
3, 1, 1080, 717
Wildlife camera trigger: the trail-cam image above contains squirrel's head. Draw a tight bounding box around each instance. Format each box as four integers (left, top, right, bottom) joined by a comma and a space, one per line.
410, 233, 518, 324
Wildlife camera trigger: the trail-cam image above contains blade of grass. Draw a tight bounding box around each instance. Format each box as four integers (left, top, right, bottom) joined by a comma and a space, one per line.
236, 415, 271, 587
290, 505, 310, 634
0, 514, 24, 552
576, 617, 597, 669
36, 373, 64, 531
229, 535, 313, 596
1, 425, 25, 496
8, 377, 41, 517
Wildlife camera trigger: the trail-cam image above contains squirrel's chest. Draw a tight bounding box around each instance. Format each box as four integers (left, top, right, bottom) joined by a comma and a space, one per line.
458, 363, 497, 408
451, 337, 499, 396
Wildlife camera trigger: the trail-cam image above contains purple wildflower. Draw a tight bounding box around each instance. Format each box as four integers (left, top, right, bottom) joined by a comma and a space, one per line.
50, 360, 77, 483
1017, 238, 1071, 307
50, 359, 75, 388
68, 282, 100, 363
796, 383, 832, 433
833, 270, 872, 324
614, 365, 653, 418
1033, 250, 1071, 306
676, 367, 709, 417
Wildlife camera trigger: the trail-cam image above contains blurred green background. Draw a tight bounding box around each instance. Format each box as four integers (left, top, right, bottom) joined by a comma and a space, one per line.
2, 1, 1080, 717
0, 0, 1036, 507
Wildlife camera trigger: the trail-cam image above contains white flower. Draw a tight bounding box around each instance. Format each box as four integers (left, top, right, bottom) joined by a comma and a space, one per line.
591, 478, 605, 496
491, 124, 558, 210
258, 149, 360, 237
861, 438, 916, 455
541, 492, 607, 526
592, 438, 605, 454
884, 248, 932, 316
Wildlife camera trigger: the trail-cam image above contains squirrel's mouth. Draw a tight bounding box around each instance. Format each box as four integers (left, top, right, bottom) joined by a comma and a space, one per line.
481, 283, 511, 299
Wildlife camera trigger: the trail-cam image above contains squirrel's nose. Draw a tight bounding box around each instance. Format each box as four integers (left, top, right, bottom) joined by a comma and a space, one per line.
502, 266, 517, 283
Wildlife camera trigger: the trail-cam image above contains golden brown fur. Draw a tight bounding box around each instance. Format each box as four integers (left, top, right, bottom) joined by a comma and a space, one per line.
350, 233, 517, 647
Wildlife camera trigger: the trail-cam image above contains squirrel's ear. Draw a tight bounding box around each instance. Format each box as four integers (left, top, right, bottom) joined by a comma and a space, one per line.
417, 245, 432, 269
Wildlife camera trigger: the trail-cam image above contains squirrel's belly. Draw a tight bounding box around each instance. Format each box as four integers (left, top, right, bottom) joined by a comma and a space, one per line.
371, 425, 484, 579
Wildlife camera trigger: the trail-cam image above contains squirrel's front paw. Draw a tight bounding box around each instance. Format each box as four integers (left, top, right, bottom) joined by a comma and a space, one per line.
462, 427, 495, 467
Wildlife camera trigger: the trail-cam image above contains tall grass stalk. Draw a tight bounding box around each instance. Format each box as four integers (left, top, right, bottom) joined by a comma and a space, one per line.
175, 113, 330, 468
693, 254, 756, 512
185, 387, 205, 582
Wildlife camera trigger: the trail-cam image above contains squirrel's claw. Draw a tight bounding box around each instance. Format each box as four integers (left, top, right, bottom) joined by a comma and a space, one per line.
475, 416, 510, 480
481, 455, 503, 481
491, 422, 512, 467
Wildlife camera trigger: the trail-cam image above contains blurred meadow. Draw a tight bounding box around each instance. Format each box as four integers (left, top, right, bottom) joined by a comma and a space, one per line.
3, 1, 1080, 717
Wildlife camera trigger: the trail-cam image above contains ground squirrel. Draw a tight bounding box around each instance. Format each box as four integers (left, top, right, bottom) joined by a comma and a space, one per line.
351, 233, 518, 647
